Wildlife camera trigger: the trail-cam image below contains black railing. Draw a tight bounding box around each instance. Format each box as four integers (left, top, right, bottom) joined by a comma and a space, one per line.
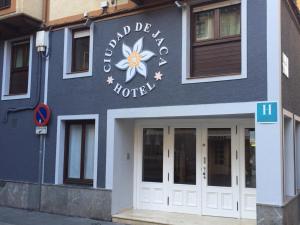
0, 0, 11, 9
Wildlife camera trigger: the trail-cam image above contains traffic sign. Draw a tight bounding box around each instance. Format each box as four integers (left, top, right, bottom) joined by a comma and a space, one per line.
257, 102, 278, 123
34, 103, 51, 127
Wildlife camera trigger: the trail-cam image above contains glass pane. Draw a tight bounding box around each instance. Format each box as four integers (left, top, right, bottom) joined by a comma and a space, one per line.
245, 128, 256, 188
220, 5, 241, 37
208, 128, 232, 187
13, 43, 29, 69
174, 128, 196, 185
84, 124, 95, 180
68, 124, 82, 179
73, 36, 89, 72
195, 10, 214, 41
142, 128, 164, 183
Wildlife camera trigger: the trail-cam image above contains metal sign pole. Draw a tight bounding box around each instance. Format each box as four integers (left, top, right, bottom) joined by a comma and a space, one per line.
34, 104, 50, 211
38, 134, 45, 211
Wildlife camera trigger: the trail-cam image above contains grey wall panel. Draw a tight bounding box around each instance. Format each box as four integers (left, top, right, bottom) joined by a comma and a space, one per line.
281, 0, 300, 115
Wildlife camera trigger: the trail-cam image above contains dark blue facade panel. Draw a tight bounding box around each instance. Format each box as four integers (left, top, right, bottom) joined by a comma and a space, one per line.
1, 1, 267, 186
46, 3, 267, 187
0, 39, 42, 183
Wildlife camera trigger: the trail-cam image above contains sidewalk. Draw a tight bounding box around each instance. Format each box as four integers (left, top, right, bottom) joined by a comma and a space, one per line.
0, 207, 124, 225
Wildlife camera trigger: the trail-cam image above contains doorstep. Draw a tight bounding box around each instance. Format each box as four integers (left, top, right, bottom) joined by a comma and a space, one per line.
112, 209, 257, 225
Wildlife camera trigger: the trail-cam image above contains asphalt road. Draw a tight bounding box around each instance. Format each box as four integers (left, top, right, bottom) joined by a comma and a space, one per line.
0, 207, 124, 225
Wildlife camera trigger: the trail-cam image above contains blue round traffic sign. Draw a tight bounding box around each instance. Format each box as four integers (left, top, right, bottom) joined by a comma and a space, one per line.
34, 103, 51, 126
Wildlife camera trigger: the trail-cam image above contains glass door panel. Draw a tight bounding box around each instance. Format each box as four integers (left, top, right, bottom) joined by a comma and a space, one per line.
207, 128, 232, 187
142, 128, 164, 183
245, 128, 256, 188
174, 128, 196, 185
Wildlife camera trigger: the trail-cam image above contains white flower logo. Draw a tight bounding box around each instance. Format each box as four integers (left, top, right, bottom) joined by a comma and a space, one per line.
115, 37, 155, 83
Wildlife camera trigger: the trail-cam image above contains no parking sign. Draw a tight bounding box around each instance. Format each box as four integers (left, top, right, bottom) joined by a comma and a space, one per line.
34, 103, 51, 127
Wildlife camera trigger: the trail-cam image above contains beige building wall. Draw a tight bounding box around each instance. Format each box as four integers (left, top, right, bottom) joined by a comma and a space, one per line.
0, 0, 43, 21
17, 0, 43, 20
48, 0, 128, 22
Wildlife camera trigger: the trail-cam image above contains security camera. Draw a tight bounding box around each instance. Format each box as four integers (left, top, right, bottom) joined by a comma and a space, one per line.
174, 0, 185, 8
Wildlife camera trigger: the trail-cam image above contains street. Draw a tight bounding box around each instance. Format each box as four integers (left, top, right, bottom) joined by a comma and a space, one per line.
0, 207, 123, 225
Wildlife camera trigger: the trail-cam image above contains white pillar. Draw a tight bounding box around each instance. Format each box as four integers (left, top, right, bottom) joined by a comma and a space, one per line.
255, 0, 283, 206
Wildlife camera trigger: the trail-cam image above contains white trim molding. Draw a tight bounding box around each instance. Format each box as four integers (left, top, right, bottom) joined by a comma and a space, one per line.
55, 114, 99, 188
1, 36, 33, 100
181, 0, 247, 84
63, 23, 94, 79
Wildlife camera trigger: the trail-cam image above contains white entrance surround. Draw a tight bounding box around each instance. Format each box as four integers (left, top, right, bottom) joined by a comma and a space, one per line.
55, 114, 99, 188
106, 102, 257, 189
107, 102, 261, 216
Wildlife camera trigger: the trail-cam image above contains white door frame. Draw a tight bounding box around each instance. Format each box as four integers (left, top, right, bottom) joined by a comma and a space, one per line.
133, 118, 255, 219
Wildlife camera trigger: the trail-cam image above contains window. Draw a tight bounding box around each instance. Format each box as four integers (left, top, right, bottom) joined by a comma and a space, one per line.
9, 40, 30, 95
64, 120, 95, 186
63, 25, 93, 79
0, 0, 10, 9
72, 29, 90, 73
1, 37, 32, 100
191, 1, 241, 78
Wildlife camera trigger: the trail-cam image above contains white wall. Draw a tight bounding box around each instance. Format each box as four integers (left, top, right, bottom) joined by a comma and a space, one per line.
111, 119, 135, 214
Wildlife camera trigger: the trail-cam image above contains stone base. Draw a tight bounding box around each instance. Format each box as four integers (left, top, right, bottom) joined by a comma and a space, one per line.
0, 180, 39, 210
0, 180, 112, 221
41, 184, 112, 221
257, 195, 300, 225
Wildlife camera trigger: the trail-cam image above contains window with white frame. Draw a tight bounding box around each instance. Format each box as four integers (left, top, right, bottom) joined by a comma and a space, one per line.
64, 120, 95, 186
63, 25, 93, 79
182, 0, 247, 83
1, 36, 33, 100
55, 115, 99, 188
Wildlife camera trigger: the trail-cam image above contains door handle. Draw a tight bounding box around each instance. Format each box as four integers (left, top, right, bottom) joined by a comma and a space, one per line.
203, 167, 206, 179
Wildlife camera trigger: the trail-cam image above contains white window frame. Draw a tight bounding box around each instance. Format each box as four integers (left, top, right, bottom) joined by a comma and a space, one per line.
55, 114, 99, 188
63, 23, 94, 79
181, 0, 247, 84
1, 36, 33, 100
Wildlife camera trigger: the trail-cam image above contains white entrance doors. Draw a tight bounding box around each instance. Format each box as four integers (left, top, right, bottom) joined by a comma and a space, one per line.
134, 120, 256, 219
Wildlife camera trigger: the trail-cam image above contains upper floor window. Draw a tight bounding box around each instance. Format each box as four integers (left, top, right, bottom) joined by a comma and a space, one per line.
10, 40, 30, 95
63, 25, 94, 79
191, 1, 241, 78
1, 37, 32, 101
72, 29, 90, 73
0, 0, 11, 9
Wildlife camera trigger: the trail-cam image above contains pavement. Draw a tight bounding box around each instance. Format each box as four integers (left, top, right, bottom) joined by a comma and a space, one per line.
0, 207, 124, 225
